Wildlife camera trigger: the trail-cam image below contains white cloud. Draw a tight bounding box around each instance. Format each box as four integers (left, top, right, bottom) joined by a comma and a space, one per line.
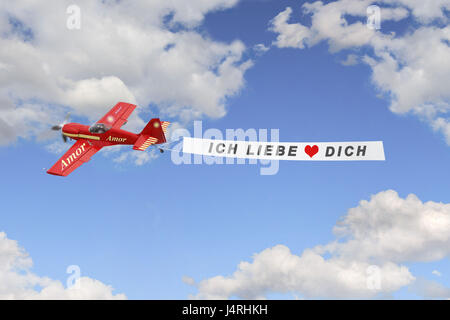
45, 141, 68, 155
0, 0, 250, 145
192, 245, 413, 299
340, 54, 359, 66
432, 117, 450, 145
379, 6, 410, 22
182, 276, 196, 286
187, 190, 450, 299
410, 278, 450, 299
0, 232, 125, 299
326, 190, 450, 263
390, 0, 450, 23
113, 147, 159, 166
0, 97, 59, 145
253, 43, 270, 55
432, 270, 442, 277
270, 7, 312, 49
269, 1, 450, 145
64, 76, 137, 120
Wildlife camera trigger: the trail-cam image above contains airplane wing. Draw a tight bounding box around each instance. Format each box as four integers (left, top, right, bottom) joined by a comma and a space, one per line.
97, 102, 137, 129
47, 140, 102, 176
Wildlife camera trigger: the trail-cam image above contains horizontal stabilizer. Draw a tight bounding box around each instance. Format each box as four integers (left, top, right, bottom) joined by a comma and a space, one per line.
133, 135, 159, 151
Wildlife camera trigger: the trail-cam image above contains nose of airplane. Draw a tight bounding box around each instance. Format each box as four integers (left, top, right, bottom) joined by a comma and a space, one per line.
62, 123, 79, 135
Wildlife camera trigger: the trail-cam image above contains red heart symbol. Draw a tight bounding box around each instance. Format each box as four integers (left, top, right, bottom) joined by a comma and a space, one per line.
304, 145, 319, 158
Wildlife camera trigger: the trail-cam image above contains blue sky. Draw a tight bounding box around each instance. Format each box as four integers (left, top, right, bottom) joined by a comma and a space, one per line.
1, 0, 450, 299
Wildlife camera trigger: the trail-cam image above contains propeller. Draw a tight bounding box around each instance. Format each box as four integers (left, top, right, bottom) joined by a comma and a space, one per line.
51, 112, 70, 142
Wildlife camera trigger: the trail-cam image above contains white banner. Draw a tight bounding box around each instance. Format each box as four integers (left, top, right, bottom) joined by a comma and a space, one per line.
182, 137, 385, 161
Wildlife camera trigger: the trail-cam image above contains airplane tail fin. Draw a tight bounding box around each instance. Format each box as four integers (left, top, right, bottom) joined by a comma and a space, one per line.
133, 118, 170, 151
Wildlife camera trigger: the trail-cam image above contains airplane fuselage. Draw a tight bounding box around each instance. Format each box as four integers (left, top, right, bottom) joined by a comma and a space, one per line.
62, 123, 139, 147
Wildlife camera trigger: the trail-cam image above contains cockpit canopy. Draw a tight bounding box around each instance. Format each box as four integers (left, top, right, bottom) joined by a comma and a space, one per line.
89, 123, 111, 134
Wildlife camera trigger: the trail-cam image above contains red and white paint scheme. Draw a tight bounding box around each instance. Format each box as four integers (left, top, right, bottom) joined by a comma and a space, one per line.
47, 102, 170, 176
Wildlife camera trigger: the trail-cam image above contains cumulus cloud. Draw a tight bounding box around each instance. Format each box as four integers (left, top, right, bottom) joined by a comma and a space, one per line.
64, 77, 137, 119
410, 278, 450, 299
0, 0, 251, 146
187, 190, 450, 299
0, 232, 125, 299
270, 7, 312, 49
390, 0, 450, 23
192, 245, 413, 299
320, 190, 450, 264
269, 1, 450, 145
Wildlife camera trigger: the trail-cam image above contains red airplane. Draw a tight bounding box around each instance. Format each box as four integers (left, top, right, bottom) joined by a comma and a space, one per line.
47, 102, 170, 177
